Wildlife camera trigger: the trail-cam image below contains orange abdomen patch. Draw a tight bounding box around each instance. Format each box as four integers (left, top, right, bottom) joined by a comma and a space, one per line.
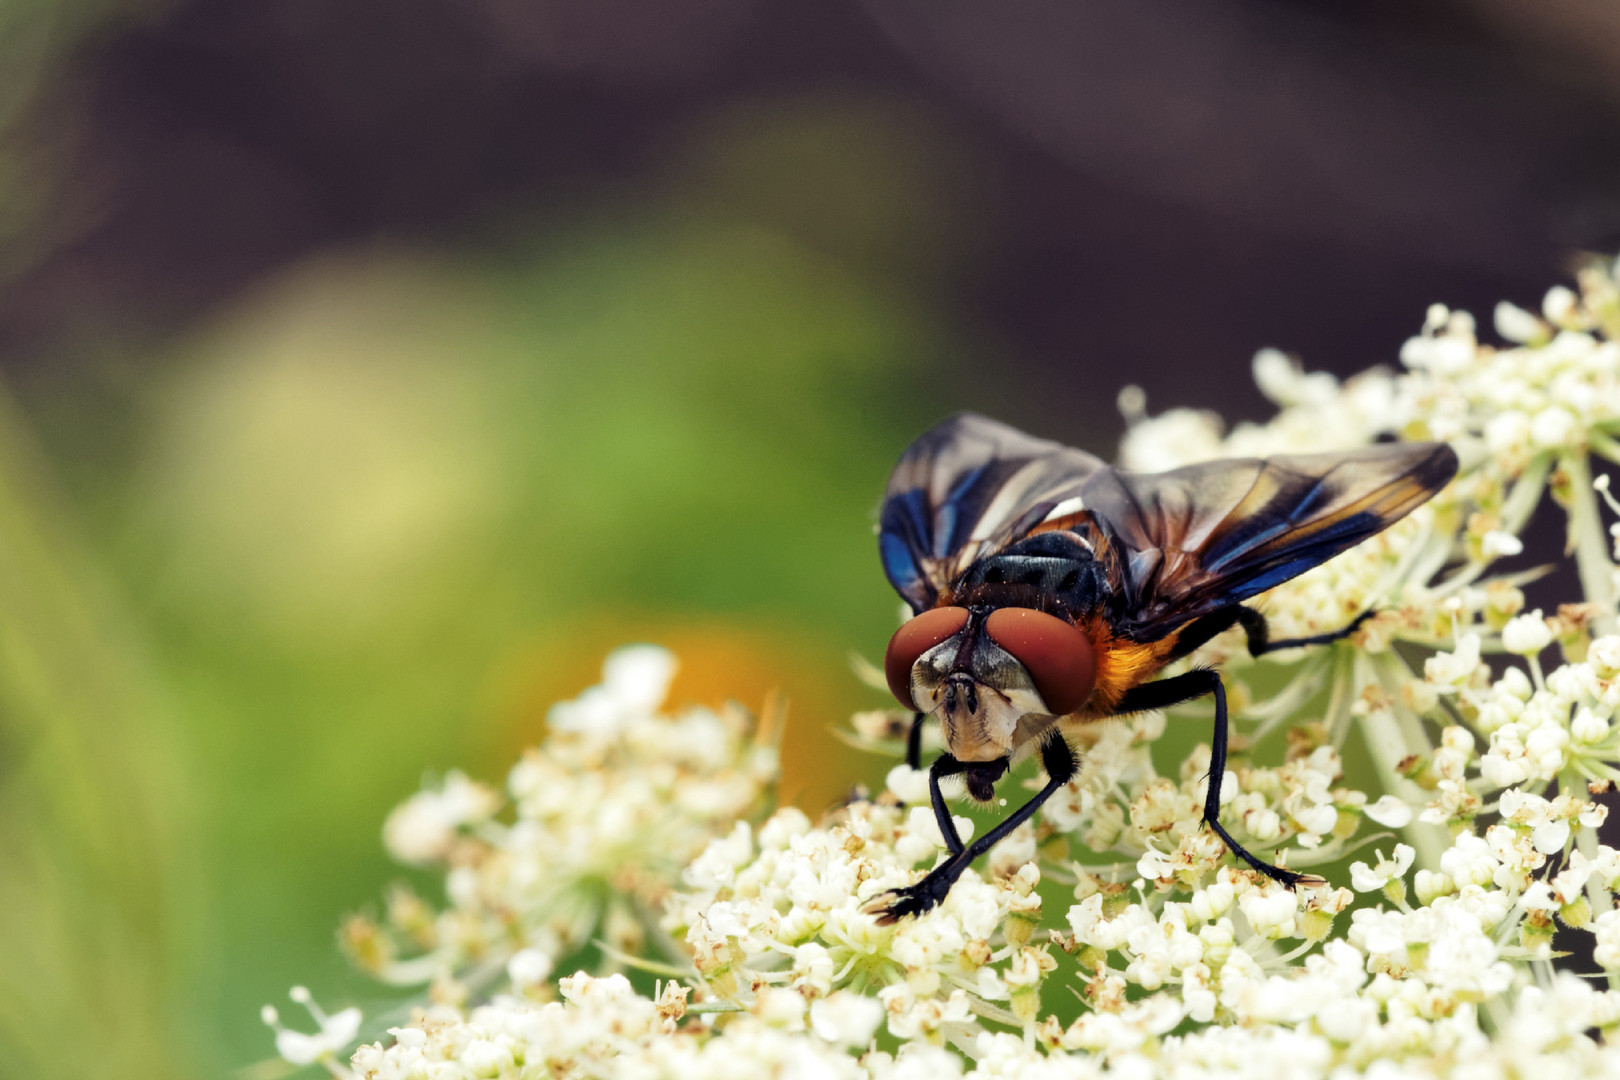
1076, 616, 1179, 718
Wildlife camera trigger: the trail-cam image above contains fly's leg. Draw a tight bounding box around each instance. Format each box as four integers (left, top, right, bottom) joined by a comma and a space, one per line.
866, 737, 1076, 924
927, 753, 968, 856
1108, 669, 1321, 889
1163, 605, 1374, 664
906, 711, 926, 771
1234, 605, 1375, 656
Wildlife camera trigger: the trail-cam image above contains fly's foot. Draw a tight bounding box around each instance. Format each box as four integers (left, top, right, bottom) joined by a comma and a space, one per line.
864, 875, 954, 925
1206, 817, 1327, 890
1265, 865, 1328, 890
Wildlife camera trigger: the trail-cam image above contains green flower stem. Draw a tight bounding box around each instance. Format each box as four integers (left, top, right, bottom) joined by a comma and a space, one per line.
1364, 653, 1448, 870
1501, 454, 1554, 536
1563, 452, 1618, 636
685, 1002, 748, 1015
1587, 427, 1620, 468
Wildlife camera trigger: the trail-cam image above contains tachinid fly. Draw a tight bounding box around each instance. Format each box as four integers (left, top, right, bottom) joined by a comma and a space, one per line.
868, 413, 1458, 922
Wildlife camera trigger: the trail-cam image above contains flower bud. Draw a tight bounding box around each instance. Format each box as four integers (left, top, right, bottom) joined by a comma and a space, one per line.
1502, 611, 1554, 656
1560, 897, 1593, 930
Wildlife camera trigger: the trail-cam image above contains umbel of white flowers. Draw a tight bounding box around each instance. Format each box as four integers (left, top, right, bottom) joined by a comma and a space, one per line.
273, 264, 1620, 1079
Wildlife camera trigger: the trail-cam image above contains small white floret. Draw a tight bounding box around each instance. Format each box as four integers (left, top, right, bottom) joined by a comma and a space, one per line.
1501, 611, 1553, 656
1481, 530, 1524, 560
885, 764, 930, 806
1495, 301, 1546, 343
262, 987, 361, 1066
810, 991, 883, 1047
1544, 285, 1579, 324
1364, 796, 1414, 828
507, 947, 554, 989
1349, 845, 1414, 893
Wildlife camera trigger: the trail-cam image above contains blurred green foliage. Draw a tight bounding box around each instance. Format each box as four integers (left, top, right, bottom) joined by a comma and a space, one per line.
0, 389, 190, 1080
2, 90, 989, 1077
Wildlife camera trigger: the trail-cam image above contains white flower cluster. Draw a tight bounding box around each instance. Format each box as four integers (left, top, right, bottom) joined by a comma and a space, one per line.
339, 644, 779, 992
342, 967, 1620, 1080
668, 800, 1049, 1038
348, 972, 871, 1080
275, 266, 1620, 1079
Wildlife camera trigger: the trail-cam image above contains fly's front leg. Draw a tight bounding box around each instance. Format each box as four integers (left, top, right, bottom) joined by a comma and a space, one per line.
905, 711, 926, 771
866, 737, 1076, 924
1109, 669, 1321, 889
926, 753, 968, 856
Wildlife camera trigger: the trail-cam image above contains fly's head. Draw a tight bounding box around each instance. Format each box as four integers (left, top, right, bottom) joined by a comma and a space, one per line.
884, 604, 1097, 777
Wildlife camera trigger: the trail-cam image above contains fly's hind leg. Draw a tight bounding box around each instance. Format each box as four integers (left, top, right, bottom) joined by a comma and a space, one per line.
1164, 604, 1374, 664
1108, 670, 1322, 889
1233, 605, 1375, 656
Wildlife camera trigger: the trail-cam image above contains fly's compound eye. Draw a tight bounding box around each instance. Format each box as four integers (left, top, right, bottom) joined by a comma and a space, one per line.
983, 607, 1096, 716
884, 606, 970, 710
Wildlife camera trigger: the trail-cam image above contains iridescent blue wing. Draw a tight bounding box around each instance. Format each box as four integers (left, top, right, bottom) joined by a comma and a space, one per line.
1078, 441, 1459, 641
880, 415, 1457, 634
879, 413, 1108, 612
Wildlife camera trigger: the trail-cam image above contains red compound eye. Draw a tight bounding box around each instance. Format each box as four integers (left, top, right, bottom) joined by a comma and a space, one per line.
983, 607, 1096, 716
885, 606, 970, 710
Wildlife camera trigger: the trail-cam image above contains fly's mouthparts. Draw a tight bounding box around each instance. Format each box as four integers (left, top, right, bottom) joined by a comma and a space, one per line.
964, 758, 1008, 802
942, 674, 979, 717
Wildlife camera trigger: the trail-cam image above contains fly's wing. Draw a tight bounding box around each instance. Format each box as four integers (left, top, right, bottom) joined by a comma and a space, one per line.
879, 413, 1107, 611
1078, 441, 1459, 641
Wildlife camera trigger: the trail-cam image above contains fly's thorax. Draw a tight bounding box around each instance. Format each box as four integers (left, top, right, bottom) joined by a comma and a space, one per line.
952, 530, 1106, 614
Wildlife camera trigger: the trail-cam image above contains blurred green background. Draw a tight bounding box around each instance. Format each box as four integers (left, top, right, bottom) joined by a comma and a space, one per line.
4, 1, 1620, 1077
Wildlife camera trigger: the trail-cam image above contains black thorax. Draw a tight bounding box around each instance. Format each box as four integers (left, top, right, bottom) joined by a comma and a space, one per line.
950, 531, 1107, 619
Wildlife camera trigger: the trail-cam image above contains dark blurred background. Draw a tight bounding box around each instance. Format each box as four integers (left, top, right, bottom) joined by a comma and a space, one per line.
1, 1, 1618, 1077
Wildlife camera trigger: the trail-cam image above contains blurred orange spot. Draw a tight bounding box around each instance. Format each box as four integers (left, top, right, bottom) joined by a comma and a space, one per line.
484, 615, 882, 814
